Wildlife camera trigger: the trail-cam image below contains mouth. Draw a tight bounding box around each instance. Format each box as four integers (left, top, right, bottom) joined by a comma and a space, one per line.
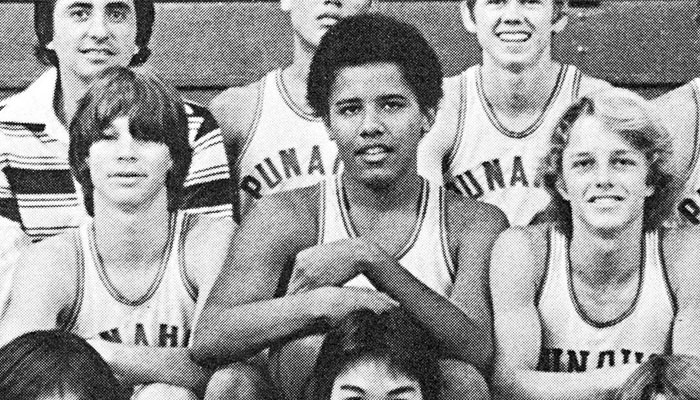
356, 144, 393, 164
109, 172, 147, 184
80, 48, 116, 57
317, 13, 341, 27
496, 31, 532, 43
588, 195, 624, 205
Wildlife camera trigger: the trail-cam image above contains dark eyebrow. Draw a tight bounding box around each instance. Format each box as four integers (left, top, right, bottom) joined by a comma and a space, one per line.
339, 385, 366, 394
388, 386, 417, 396
67, 2, 92, 8
106, 1, 131, 9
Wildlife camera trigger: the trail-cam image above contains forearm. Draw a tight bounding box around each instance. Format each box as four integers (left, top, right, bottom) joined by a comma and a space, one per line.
191, 291, 326, 367
89, 339, 212, 390
494, 366, 636, 400
365, 259, 491, 371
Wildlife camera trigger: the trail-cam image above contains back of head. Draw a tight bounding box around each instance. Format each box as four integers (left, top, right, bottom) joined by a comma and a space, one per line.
0, 330, 127, 400
69, 66, 191, 216
307, 13, 443, 120
617, 355, 700, 400
307, 309, 441, 400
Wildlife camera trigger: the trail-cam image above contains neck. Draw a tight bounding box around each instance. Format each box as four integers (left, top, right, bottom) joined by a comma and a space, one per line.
54, 69, 90, 127
92, 194, 171, 268
281, 35, 317, 110
480, 54, 560, 113
569, 217, 645, 287
342, 170, 424, 213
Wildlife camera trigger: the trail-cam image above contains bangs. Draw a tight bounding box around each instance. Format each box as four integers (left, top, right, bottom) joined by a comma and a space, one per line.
79, 72, 182, 145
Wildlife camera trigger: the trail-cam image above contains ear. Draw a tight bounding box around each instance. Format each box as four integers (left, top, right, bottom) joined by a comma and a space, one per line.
552, 12, 568, 33
280, 0, 292, 12
422, 108, 437, 136
556, 177, 570, 201
644, 184, 654, 198
460, 1, 478, 33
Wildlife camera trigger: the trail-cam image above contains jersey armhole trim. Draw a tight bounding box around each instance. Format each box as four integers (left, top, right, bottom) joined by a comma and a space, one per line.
444, 73, 468, 170
62, 230, 85, 332
572, 68, 582, 100
317, 180, 326, 245
234, 78, 266, 168
658, 229, 678, 316
178, 213, 199, 302
439, 189, 457, 281
534, 227, 551, 307
684, 80, 700, 185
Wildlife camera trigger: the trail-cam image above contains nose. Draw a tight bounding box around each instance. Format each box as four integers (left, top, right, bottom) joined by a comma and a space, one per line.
359, 108, 385, 139
86, 11, 110, 40
594, 162, 613, 189
116, 134, 138, 161
501, 0, 524, 23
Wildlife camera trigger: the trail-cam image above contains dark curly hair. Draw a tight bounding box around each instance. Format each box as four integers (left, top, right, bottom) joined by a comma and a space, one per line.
34, 0, 154, 67
0, 330, 128, 400
305, 309, 442, 400
538, 88, 678, 234
307, 13, 443, 120
69, 67, 191, 216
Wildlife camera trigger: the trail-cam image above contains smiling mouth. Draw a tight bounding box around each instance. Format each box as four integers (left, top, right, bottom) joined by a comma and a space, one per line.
81, 49, 116, 57
357, 145, 392, 163
589, 195, 624, 204
496, 32, 532, 43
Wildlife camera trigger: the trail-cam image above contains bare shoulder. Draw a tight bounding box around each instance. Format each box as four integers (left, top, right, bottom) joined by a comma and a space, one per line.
12, 230, 80, 304
445, 190, 508, 234
238, 184, 322, 248
490, 224, 549, 297
578, 73, 613, 95
209, 79, 265, 138
661, 225, 700, 291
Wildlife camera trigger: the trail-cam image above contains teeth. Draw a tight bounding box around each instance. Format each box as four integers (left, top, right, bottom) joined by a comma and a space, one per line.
498, 32, 530, 42
318, 17, 338, 26
364, 147, 386, 155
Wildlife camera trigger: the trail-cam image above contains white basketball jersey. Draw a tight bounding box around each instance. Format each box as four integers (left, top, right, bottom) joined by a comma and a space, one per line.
237, 70, 339, 217
66, 215, 196, 348
674, 78, 700, 226
319, 175, 455, 296
537, 228, 674, 373
444, 65, 584, 226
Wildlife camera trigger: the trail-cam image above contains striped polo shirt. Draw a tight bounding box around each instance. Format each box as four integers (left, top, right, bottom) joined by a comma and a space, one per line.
0, 68, 233, 242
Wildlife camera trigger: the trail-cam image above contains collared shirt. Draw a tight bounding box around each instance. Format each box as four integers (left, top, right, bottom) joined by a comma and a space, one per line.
0, 68, 233, 243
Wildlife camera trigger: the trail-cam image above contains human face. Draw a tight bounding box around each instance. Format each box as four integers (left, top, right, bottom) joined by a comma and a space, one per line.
88, 116, 173, 212
461, 0, 566, 70
559, 116, 654, 233
281, 0, 372, 50
326, 62, 434, 189
330, 356, 424, 400
49, 0, 137, 81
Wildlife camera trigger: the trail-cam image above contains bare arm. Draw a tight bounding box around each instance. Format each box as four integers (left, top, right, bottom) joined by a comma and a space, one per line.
652, 84, 698, 175
447, 200, 509, 373
663, 227, 700, 358
191, 188, 395, 367
491, 228, 632, 400
0, 235, 78, 346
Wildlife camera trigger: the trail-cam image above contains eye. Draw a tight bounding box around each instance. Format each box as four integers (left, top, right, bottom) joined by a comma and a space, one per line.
522, 0, 542, 5
382, 99, 406, 111
337, 104, 361, 116
612, 157, 637, 167
107, 7, 129, 23
571, 158, 593, 169
486, 0, 506, 4
69, 7, 90, 21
